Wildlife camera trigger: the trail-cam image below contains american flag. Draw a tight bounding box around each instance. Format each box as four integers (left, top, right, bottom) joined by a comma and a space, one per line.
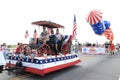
33, 29, 38, 38
72, 14, 77, 39
24, 30, 29, 38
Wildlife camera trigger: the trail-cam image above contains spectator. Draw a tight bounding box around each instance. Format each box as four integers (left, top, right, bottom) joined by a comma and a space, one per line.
49, 29, 57, 53
1, 43, 8, 59
109, 41, 115, 55
104, 41, 110, 53
0, 51, 6, 73
116, 43, 120, 53
78, 43, 82, 53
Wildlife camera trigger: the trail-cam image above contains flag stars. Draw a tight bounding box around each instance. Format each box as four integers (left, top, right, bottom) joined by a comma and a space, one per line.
45, 60, 47, 63
54, 59, 56, 61
66, 57, 68, 59
50, 59, 52, 62
8, 55, 77, 65
67, 57, 69, 59
58, 58, 60, 61
36, 60, 39, 63
40, 61, 43, 63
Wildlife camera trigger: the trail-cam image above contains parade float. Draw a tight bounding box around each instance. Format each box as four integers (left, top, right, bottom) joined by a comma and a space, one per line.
5, 21, 81, 76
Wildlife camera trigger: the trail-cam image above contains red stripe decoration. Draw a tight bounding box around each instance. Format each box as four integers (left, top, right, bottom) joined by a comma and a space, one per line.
87, 10, 102, 25
72, 15, 77, 39
6, 54, 81, 76
104, 27, 114, 41
25, 59, 81, 76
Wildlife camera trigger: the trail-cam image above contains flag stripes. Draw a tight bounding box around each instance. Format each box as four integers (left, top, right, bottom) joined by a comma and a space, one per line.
72, 15, 77, 39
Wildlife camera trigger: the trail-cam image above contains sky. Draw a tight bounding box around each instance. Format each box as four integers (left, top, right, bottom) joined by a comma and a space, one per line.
0, 0, 120, 45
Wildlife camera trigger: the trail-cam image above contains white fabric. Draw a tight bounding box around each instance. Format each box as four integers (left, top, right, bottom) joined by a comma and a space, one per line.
0, 52, 6, 65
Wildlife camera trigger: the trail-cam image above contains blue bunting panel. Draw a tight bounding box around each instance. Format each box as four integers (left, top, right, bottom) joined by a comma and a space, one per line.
90, 20, 110, 35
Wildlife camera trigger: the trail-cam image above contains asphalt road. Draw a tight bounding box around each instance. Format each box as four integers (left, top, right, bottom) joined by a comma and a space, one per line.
1, 53, 120, 80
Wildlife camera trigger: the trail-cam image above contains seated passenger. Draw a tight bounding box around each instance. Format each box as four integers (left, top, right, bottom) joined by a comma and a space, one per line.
49, 29, 57, 53
49, 29, 57, 44
39, 27, 49, 44
55, 29, 63, 52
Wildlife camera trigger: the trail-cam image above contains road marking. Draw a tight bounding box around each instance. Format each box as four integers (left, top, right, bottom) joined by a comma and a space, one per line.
10, 73, 33, 80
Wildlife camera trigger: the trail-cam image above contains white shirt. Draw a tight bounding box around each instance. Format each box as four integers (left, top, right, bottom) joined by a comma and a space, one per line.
56, 33, 62, 40
0, 52, 6, 65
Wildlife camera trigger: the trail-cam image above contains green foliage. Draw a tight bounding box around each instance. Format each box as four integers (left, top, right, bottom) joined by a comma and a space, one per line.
7, 45, 17, 48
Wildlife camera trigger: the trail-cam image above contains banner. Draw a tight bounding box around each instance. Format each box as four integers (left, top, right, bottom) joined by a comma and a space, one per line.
82, 47, 105, 55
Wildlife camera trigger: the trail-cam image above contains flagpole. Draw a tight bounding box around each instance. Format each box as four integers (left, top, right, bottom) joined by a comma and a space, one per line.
72, 14, 78, 53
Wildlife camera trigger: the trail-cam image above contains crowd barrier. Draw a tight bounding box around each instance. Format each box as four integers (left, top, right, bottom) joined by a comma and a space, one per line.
82, 47, 106, 55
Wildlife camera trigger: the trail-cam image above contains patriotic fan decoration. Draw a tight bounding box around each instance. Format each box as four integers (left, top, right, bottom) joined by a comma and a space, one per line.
87, 9, 114, 41
87, 10, 102, 25
104, 27, 114, 41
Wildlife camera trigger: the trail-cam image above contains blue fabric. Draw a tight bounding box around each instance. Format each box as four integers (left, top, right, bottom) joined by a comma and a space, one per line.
104, 20, 110, 30
63, 35, 68, 41
90, 20, 110, 35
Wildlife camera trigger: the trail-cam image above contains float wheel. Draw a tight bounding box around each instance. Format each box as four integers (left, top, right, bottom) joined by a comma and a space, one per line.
16, 44, 32, 55
37, 44, 51, 56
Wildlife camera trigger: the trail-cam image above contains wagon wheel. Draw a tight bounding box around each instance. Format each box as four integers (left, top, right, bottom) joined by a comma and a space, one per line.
37, 44, 51, 56
61, 43, 71, 54
17, 44, 32, 55
24, 44, 32, 55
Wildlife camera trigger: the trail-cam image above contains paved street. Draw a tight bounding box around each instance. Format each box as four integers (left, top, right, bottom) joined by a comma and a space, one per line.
1, 53, 120, 80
